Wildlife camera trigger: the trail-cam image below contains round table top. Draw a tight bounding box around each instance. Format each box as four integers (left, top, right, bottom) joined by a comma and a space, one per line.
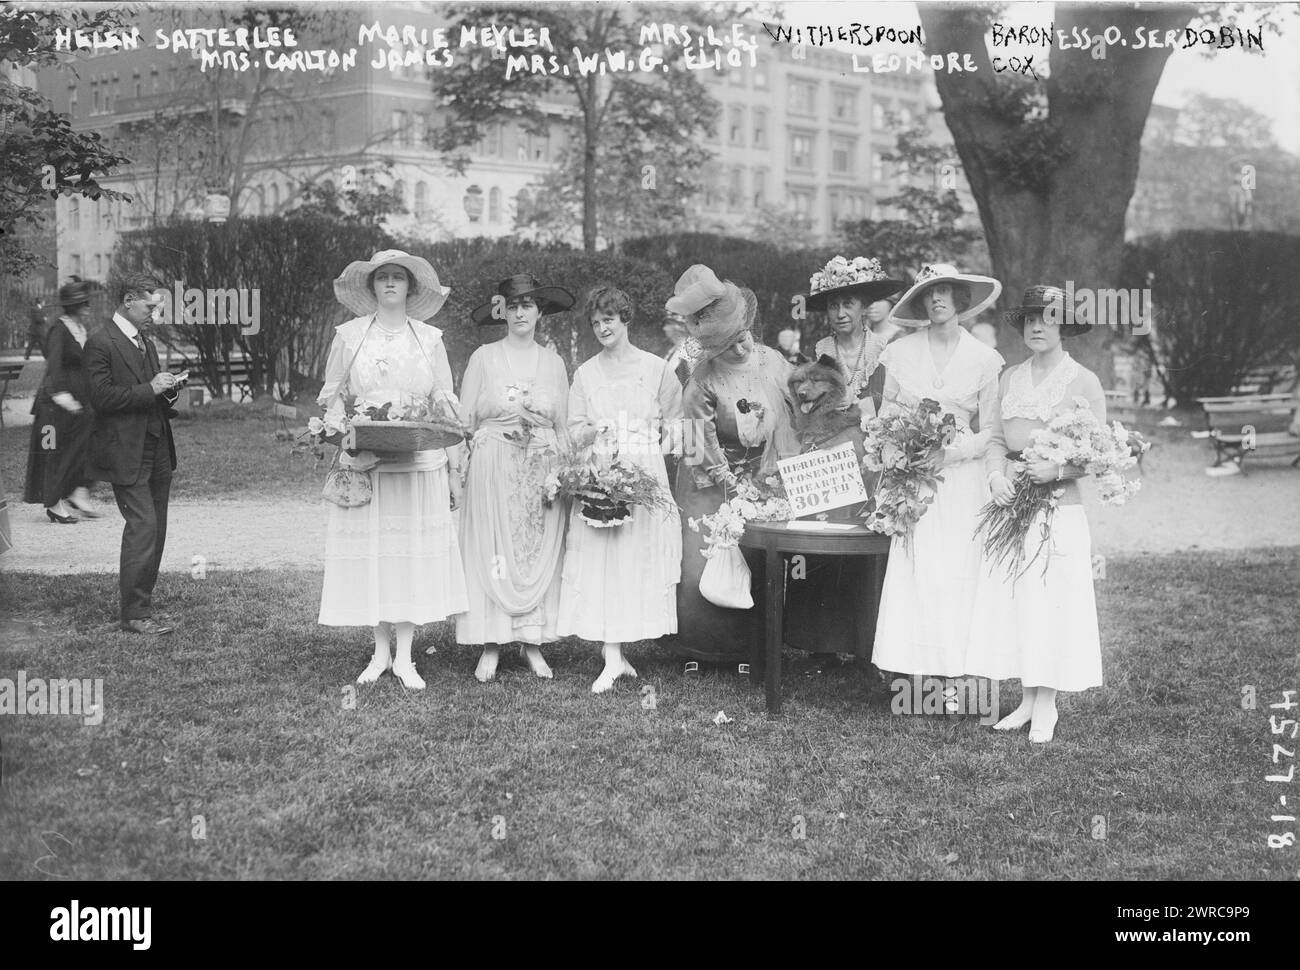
740, 519, 892, 554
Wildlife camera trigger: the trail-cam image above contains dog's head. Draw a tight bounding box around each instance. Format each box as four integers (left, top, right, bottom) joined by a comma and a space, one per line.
789, 355, 849, 415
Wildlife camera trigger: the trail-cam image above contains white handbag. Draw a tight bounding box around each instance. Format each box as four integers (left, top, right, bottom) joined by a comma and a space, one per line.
699, 546, 754, 609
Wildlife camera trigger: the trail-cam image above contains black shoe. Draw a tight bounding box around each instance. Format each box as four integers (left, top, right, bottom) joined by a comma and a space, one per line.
121, 618, 174, 635
46, 508, 77, 524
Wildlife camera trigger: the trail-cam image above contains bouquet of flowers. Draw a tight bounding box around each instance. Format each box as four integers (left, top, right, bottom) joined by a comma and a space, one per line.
687, 474, 792, 557
860, 397, 958, 549
544, 439, 673, 528
975, 398, 1149, 581
308, 390, 468, 453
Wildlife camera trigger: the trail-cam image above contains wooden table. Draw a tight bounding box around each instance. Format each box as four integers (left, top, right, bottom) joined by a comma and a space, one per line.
739, 520, 891, 714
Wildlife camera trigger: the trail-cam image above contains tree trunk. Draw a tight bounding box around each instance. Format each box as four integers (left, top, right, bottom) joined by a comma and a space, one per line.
920, 3, 1193, 384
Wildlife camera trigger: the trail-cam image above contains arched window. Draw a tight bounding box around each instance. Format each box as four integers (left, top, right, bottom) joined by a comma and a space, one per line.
488, 186, 501, 223
394, 179, 407, 209
414, 181, 428, 217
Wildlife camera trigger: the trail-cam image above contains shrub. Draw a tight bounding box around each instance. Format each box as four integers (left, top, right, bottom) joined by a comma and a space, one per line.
1120, 230, 1300, 402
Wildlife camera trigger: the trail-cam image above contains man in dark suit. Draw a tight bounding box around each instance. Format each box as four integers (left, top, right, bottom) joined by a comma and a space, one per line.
85, 273, 181, 635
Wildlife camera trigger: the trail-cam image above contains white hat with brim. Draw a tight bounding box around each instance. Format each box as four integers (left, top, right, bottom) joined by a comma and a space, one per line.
334, 249, 450, 320
888, 263, 1001, 328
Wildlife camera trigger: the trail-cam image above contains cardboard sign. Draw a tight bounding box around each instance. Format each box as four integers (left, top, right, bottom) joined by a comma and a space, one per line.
777, 441, 868, 518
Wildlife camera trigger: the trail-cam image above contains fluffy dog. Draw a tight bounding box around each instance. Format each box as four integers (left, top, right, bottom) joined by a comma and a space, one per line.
789, 354, 864, 455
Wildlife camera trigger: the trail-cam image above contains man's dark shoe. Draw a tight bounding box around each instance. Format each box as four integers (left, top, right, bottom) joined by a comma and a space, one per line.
121, 618, 173, 635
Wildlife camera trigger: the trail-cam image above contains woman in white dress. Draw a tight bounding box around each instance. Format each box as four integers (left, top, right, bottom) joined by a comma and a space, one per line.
966, 286, 1107, 742
456, 274, 574, 682
872, 263, 1004, 679
318, 250, 469, 690
557, 286, 683, 692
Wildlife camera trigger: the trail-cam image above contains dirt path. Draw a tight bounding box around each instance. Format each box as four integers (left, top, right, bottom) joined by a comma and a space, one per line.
4, 434, 1299, 575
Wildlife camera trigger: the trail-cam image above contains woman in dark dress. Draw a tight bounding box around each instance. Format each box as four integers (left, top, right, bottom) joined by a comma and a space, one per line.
24, 281, 101, 523
670, 265, 799, 673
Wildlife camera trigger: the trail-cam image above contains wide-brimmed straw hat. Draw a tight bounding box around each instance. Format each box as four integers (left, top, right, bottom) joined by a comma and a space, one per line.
58, 280, 94, 308
806, 255, 905, 311
1004, 285, 1092, 337
334, 249, 450, 320
471, 273, 575, 325
665, 264, 753, 363
888, 263, 1002, 328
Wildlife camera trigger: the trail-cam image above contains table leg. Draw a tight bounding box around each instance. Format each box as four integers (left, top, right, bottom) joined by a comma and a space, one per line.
765, 547, 784, 714
750, 548, 766, 683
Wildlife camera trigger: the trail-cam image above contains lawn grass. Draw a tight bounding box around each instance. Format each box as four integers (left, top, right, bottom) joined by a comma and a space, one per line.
0, 548, 1295, 880
1, 398, 326, 503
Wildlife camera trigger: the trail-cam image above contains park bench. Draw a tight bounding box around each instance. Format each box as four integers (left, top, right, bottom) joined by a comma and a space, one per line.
0, 360, 26, 428
172, 353, 256, 401
1195, 393, 1300, 473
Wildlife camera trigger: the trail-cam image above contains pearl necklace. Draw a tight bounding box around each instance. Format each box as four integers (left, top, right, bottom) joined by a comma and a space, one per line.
835, 326, 869, 390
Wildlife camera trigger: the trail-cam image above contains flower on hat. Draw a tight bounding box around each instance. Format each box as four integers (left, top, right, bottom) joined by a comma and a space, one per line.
810, 256, 890, 296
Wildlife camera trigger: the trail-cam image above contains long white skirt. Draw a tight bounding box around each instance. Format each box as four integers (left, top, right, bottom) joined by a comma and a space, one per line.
556, 501, 681, 644
965, 505, 1103, 691
319, 457, 468, 627
872, 456, 987, 676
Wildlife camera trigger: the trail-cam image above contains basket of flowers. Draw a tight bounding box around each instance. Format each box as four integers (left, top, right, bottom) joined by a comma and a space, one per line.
310, 391, 467, 454
544, 430, 674, 528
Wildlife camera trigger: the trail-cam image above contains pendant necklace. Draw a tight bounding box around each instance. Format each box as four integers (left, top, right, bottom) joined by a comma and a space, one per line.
503, 340, 540, 403
837, 326, 868, 394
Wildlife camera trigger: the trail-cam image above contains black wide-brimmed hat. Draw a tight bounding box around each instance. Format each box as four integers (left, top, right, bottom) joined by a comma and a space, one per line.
806, 255, 905, 311
58, 280, 94, 308
1004, 285, 1092, 337
471, 274, 575, 325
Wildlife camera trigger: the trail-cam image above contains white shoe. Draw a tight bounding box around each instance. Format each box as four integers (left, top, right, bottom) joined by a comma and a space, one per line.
1205, 462, 1241, 477
356, 655, 391, 685
521, 645, 553, 680
592, 659, 637, 694
392, 660, 426, 690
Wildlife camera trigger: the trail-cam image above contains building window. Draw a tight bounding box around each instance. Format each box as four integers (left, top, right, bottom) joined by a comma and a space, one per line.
898, 103, 913, 127
728, 105, 745, 147
414, 181, 428, 217
789, 189, 813, 218
527, 129, 549, 162
753, 168, 767, 206
394, 179, 407, 209
871, 151, 885, 184
489, 186, 501, 222
831, 136, 855, 175
753, 108, 768, 149
754, 62, 768, 88
872, 99, 888, 129
832, 87, 857, 122
151, 66, 159, 93
322, 110, 336, 142
283, 114, 296, 148
787, 78, 816, 116
72, 254, 82, 276
91, 80, 100, 113
69, 85, 77, 117
790, 132, 813, 170
391, 110, 408, 146
727, 166, 744, 210
133, 70, 141, 98
94, 254, 103, 276
101, 201, 113, 229
412, 113, 427, 148
69, 198, 80, 231
702, 164, 722, 210
475, 123, 502, 157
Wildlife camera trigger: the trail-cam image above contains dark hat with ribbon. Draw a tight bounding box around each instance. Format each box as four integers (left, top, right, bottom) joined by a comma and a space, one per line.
58, 280, 94, 308
1004, 285, 1092, 337
471, 274, 575, 325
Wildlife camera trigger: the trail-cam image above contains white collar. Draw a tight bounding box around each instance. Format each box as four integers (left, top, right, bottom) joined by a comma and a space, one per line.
113, 312, 140, 340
